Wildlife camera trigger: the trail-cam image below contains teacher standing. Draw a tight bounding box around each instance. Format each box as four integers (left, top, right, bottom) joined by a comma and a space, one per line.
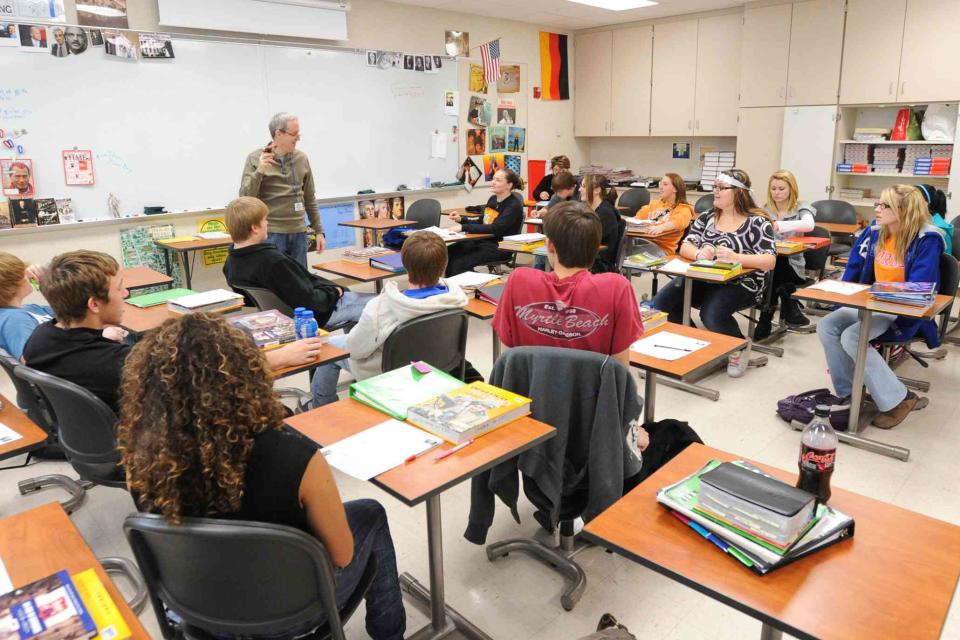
239, 112, 323, 267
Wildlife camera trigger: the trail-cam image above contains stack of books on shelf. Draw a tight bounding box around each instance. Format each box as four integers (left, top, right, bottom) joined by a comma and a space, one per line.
342, 246, 395, 264
639, 304, 668, 331
872, 146, 902, 173
835, 163, 869, 173
838, 187, 869, 201
852, 127, 890, 142
699, 151, 735, 191
913, 157, 951, 176
623, 250, 667, 269
657, 459, 855, 574
498, 232, 546, 251
868, 281, 936, 313
843, 143, 870, 166
688, 260, 742, 281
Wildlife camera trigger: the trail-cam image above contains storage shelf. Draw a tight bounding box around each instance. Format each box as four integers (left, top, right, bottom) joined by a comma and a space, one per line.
839, 139, 954, 145
835, 171, 951, 179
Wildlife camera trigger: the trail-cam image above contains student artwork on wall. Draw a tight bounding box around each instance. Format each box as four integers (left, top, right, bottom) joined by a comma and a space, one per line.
468, 63, 487, 93
489, 126, 506, 152
497, 64, 520, 93
504, 154, 521, 175
445, 30, 468, 57
496, 107, 516, 125
62, 149, 95, 186
507, 127, 525, 153
2, 158, 35, 197
466, 128, 486, 155
483, 153, 504, 181
77, 0, 129, 29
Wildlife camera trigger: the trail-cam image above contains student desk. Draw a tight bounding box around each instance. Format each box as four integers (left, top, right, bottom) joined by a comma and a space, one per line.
793, 285, 954, 461
338, 218, 412, 247
269, 342, 349, 379
119, 266, 173, 292
818, 222, 860, 236
313, 259, 402, 294
0, 393, 49, 461
629, 324, 746, 423
582, 444, 960, 640
0, 503, 151, 638
648, 259, 758, 326
463, 287, 500, 361
154, 237, 233, 289
285, 399, 555, 640
121, 302, 244, 335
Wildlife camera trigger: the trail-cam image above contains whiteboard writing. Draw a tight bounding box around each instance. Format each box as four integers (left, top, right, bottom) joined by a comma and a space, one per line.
391, 85, 424, 99
96, 150, 132, 173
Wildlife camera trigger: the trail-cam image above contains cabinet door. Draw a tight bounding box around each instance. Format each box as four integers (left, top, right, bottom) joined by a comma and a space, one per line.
694, 14, 741, 136
839, 0, 906, 104
574, 31, 612, 137
611, 26, 652, 136
736, 107, 784, 187
650, 19, 698, 136
786, 0, 845, 105
780, 106, 838, 201
898, 0, 960, 102
739, 4, 791, 107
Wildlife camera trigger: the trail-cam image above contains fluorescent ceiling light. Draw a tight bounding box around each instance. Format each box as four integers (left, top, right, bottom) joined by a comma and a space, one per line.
566, 0, 657, 10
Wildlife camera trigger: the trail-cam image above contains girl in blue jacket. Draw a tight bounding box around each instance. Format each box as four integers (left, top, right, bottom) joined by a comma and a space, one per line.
817, 184, 944, 429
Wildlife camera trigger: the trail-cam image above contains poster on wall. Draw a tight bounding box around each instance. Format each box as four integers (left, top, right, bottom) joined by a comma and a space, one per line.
466, 128, 486, 155
444, 30, 468, 57
198, 217, 229, 266
76, 0, 128, 29
1, 158, 35, 197
444, 90, 459, 116
497, 65, 520, 93
489, 126, 506, 152
507, 127, 525, 153
62, 149, 95, 186
15, 0, 65, 22
483, 154, 504, 181
468, 63, 487, 93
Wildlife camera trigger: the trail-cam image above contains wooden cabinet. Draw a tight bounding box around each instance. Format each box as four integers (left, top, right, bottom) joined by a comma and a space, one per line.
736, 107, 784, 187
574, 31, 612, 137
610, 26, 652, 136
786, 0, 845, 105
898, 0, 960, 103
650, 19, 698, 136
739, 4, 791, 108
839, 0, 906, 104
780, 106, 838, 200
694, 13, 741, 136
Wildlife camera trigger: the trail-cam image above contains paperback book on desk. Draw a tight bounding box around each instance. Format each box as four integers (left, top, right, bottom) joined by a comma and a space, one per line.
868, 281, 936, 313
167, 289, 244, 315
687, 260, 743, 281
369, 252, 405, 273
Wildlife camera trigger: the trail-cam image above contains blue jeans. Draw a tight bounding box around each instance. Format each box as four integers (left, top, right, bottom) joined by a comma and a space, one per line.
652, 277, 756, 338
267, 231, 309, 268
816, 307, 907, 412
325, 291, 376, 329
312, 334, 350, 406
533, 255, 547, 271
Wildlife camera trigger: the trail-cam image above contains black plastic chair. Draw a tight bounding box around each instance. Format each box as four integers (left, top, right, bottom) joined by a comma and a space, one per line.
616, 188, 650, 216
381, 309, 469, 380
0, 350, 58, 445
694, 194, 714, 214
405, 199, 442, 230
241, 286, 294, 317
812, 200, 858, 259
124, 513, 377, 640
803, 225, 834, 282
950, 215, 960, 262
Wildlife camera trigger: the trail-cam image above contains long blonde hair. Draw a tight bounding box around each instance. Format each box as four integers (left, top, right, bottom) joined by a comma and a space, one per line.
878, 184, 932, 262
765, 170, 799, 214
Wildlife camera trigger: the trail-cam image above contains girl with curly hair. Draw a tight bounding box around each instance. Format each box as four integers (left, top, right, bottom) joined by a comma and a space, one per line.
117, 313, 405, 640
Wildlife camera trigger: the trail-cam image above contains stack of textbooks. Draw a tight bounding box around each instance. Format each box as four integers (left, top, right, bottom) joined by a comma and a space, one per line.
370, 253, 405, 273
775, 240, 804, 253
784, 236, 831, 250
657, 459, 855, 575
913, 157, 951, 176
623, 250, 666, 269
852, 127, 890, 142
498, 233, 545, 251
0, 568, 131, 639
871, 146, 902, 173
688, 260, 743, 281
868, 281, 936, 313
342, 246, 395, 265
836, 163, 869, 173
700, 151, 735, 191
167, 289, 244, 315
227, 309, 322, 350
639, 304, 668, 331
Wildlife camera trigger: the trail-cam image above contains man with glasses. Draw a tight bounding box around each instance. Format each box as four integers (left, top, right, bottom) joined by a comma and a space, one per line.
239, 112, 322, 266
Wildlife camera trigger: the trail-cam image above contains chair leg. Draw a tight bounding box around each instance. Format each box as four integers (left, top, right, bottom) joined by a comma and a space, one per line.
99, 556, 149, 614
18, 475, 90, 514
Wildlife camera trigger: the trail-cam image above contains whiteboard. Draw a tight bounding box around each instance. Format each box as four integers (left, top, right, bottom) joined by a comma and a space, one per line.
0, 37, 458, 219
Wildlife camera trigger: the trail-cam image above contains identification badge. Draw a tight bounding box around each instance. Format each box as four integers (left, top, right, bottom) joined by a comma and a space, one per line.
294, 201, 305, 212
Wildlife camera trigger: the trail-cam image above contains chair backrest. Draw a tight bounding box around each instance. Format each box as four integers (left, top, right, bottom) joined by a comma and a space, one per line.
242, 286, 294, 317
381, 309, 469, 379
0, 350, 57, 434
14, 365, 122, 485
803, 225, 834, 276
811, 199, 857, 224
950, 215, 960, 261
694, 194, 714, 214
937, 251, 959, 295
405, 199, 442, 230
617, 234, 666, 272
123, 513, 371, 640
616, 188, 650, 216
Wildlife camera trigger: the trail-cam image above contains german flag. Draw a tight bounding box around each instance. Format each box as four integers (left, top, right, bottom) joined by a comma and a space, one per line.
539, 32, 569, 101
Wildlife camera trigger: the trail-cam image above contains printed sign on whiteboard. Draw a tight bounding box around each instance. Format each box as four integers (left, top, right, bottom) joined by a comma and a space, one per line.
62, 149, 95, 186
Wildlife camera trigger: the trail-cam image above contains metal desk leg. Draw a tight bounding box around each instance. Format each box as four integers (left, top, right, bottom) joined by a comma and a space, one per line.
162, 247, 172, 280
643, 371, 656, 424
760, 622, 782, 640
681, 277, 692, 326
375, 280, 383, 294
180, 251, 193, 290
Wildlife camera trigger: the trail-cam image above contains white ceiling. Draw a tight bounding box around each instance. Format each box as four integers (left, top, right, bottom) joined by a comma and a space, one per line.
384, 0, 751, 31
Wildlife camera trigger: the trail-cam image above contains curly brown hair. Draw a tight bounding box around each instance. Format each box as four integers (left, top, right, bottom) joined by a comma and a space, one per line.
117, 313, 288, 524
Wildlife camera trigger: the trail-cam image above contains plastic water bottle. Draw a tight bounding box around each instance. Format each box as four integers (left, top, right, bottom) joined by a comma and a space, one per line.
797, 405, 838, 504
293, 307, 306, 339
302, 311, 319, 338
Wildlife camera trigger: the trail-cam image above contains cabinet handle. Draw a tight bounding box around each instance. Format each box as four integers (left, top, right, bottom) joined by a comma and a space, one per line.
888, 82, 894, 96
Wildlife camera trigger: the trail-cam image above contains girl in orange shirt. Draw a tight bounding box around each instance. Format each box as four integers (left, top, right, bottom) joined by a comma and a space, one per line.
633, 173, 696, 255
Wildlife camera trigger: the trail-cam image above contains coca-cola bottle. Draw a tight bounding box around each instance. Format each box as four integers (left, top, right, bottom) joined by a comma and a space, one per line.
797, 405, 838, 503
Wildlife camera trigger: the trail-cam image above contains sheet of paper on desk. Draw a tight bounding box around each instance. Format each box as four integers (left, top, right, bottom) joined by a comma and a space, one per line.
196, 231, 231, 240
446, 271, 500, 289
659, 258, 690, 274
320, 419, 443, 480
808, 280, 870, 295
630, 331, 709, 361
0, 557, 11, 594
0, 422, 23, 446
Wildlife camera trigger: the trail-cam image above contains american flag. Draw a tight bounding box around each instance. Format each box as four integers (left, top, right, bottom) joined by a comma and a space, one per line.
480, 39, 501, 85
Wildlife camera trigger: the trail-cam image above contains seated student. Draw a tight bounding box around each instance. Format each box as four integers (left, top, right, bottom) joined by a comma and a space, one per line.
755, 170, 817, 339
223, 197, 375, 329
23, 250, 327, 413
817, 185, 941, 429
651, 169, 776, 378
532, 170, 578, 271
312, 231, 469, 406
0, 252, 54, 359
917, 183, 953, 255
581, 174, 621, 274
446, 168, 525, 276
492, 200, 644, 369
633, 173, 695, 255
116, 314, 406, 640
532, 154, 571, 202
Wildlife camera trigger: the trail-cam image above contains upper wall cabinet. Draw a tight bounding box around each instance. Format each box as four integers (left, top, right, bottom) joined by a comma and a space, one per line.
739, 4, 792, 108
694, 13, 741, 136
651, 19, 699, 136
611, 26, 653, 136
839, 0, 906, 104
574, 31, 613, 137
898, 0, 960, 103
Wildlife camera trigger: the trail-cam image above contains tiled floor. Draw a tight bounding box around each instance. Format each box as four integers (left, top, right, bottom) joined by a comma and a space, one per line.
1, 272, 958, 639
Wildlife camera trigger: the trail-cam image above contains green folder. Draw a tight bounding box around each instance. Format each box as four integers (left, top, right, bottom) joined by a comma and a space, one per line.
126, 288, 196, 308
349, 362, 464, 420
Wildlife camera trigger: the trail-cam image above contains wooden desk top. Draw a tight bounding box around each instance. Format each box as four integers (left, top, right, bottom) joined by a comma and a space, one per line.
818, 222, 860, 235
155, 237, 233, 251
650, 257, 757, 282
122, 302, 244, 334
629, 323, 746, 381
284, 398, 555, 506
338, 218, 412, 230
794, 286, 954, 319
0, 393, 48, 461
270, 343, 349, 379
582, 444, 960, 640
120, 266, 173, 291
0, 503, 150, 638
313, 259, 403, 283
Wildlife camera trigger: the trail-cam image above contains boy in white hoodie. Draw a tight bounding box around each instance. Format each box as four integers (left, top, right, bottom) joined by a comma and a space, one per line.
312, 231, 469, 405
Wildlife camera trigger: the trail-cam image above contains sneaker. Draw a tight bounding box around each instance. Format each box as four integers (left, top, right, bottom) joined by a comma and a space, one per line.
597, 614, 620, 631
872, 391, 929, 429
753, 313, 774, 341
783, 299, 810, 327
727, 340, 751, 378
